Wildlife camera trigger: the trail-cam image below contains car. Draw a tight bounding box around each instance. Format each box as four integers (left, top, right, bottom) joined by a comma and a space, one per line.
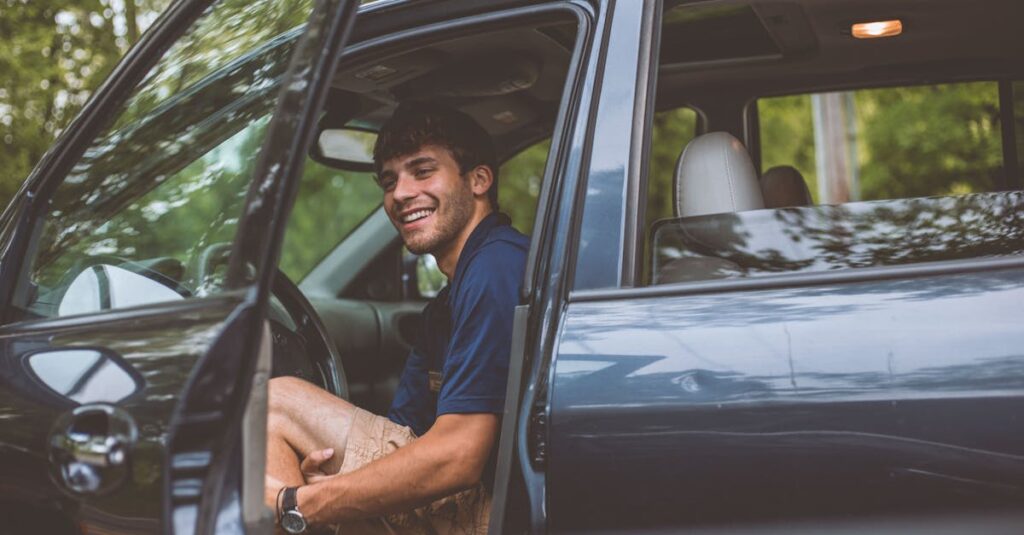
2, 0, 1024, 533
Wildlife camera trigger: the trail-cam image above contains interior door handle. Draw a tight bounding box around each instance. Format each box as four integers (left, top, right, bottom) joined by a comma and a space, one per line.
48, 404, 138, 495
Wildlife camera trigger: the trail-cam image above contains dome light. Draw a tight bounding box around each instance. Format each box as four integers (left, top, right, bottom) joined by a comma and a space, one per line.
851, 19, 903, 39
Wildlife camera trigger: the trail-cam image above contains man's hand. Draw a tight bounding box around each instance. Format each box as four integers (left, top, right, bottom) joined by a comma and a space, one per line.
299, 413, 499, 525
300, 448, 337, 484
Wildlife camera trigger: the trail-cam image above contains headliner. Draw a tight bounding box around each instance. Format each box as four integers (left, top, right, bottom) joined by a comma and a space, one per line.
659, 0, 1024, 100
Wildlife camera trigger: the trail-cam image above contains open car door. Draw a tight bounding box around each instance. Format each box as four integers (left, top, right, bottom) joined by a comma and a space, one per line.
0, 0, 358, 533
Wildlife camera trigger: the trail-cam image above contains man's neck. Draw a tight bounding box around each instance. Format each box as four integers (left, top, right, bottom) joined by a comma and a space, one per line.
436, 208, 493, 280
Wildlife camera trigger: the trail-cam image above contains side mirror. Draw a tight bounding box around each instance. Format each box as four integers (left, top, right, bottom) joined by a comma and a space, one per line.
59, 264, 185, 317
312, 127, 377, 171
26, 349, 142, 405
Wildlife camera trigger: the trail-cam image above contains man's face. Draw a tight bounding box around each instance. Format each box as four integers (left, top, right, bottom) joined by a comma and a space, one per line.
379, 145, 475, 255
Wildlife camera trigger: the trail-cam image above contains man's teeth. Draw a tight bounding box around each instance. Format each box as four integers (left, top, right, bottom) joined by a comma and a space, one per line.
403, 209, 433, 223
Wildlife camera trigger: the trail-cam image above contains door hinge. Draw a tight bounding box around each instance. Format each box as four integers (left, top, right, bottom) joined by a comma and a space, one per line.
529, 404, 547, 466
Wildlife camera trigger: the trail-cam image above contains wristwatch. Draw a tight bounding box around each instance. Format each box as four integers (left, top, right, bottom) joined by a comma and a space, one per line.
279, 486, 308, 534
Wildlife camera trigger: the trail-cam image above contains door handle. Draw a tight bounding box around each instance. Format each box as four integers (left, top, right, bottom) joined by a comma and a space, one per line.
48, 404, 138, 495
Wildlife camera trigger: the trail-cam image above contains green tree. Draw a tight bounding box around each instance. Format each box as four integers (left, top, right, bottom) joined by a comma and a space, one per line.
0, 0, 171, 208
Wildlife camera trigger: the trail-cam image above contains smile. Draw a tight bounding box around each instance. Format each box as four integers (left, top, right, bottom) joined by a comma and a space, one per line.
401, 208, 435, 224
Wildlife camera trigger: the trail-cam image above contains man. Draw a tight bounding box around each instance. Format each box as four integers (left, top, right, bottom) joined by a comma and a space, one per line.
265, 102, 529, 534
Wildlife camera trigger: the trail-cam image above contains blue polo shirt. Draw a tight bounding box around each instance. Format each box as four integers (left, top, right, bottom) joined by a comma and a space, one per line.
387, 213, 529, 436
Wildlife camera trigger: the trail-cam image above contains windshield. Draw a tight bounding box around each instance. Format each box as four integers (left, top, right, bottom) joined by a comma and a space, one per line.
17, 0, 314, 320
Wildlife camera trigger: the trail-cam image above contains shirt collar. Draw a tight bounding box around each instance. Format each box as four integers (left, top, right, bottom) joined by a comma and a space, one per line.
451, 211, 510, 286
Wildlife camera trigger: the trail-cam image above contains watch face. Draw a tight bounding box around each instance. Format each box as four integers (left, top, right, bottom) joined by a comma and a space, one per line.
282, 511, 307, 534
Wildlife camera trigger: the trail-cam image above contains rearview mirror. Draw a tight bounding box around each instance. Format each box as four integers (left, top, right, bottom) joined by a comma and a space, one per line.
314, 128, 377, 171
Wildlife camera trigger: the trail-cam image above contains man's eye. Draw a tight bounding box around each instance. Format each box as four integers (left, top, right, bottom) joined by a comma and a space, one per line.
379, 178, 396, 191
414, 168, 434, 178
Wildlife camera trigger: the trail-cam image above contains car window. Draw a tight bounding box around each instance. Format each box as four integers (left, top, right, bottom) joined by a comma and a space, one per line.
280, 162, 381, 281
11, 0, 314, 321
759, 82, 1006, 202
500, 138, 550, 236
646, 80, 1024, 286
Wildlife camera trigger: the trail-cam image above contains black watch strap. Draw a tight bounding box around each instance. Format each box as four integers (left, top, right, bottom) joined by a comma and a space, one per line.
283, 486, 299, 512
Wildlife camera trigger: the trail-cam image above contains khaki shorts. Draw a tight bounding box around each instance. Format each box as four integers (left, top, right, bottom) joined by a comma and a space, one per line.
333, 407, 491, 535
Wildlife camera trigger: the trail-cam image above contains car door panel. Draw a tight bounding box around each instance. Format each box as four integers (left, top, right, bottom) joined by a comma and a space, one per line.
550, 269, 1024, 530
0, 294, 242, 533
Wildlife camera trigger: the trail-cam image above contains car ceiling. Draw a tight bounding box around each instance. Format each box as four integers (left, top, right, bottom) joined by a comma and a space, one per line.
327, 24, 573, 161
322, 0, 1023, 159
661, 0, 1024, 100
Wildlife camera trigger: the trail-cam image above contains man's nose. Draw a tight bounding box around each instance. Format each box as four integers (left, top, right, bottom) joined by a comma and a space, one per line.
392, 173, 419, 203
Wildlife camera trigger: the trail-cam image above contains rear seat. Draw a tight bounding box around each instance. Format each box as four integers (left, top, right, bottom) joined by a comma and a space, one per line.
655, 132, 764, 284
760, 165, 813, 208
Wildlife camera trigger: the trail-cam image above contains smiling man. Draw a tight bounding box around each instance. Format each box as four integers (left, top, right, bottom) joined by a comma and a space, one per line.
265, 102, 528, 534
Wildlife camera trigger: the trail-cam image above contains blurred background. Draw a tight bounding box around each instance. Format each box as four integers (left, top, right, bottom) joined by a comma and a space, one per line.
1, 0, 172, 206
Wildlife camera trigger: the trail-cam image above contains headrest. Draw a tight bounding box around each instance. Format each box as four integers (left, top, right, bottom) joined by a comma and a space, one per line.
675, 132, 764, 217
761, 165, 813, 208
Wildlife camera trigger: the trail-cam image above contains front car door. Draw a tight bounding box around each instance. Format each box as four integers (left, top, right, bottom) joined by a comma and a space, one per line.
0, 0, 357, 532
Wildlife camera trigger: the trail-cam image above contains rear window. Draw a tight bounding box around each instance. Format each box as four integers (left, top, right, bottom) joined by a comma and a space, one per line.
650, 81, 1024, 286
758, 81, 1010, 202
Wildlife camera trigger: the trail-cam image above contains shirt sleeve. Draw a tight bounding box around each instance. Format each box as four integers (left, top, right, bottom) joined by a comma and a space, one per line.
436, 240, 526, 416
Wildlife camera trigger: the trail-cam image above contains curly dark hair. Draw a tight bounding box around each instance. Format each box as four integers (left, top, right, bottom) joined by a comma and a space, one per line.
373, 102, 499, 210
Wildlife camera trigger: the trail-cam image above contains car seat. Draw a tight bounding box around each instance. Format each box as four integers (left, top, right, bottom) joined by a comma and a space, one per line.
655, 132, 765, 284
760, 165, 813, 208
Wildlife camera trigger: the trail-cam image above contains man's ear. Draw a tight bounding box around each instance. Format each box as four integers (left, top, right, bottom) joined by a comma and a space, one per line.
469, 165, 494, 198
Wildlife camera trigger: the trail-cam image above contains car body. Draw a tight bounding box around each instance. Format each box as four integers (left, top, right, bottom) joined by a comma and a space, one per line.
1, 0, 1024, 533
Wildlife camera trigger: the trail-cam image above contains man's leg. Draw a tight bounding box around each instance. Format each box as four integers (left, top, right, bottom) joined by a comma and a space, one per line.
265, 376, 357, 504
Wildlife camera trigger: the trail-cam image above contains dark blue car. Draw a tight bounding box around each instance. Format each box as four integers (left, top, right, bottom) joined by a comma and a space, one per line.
2, 0, 1024, 533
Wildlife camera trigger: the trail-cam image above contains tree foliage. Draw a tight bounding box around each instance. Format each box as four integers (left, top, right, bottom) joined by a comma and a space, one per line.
758, 82, 1006, 203
0, 0, 170, 207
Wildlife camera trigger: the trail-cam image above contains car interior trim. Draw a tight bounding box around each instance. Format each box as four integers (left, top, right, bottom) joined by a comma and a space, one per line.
569, 254, 1024, 303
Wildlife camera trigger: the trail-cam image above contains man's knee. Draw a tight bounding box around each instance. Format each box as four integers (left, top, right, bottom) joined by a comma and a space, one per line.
267, 375, 357, 427
267, 376, 313, 417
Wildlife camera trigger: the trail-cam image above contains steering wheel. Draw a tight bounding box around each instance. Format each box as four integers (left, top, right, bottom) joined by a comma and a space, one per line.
192, 242, 347, 398
268, 270, 349, 399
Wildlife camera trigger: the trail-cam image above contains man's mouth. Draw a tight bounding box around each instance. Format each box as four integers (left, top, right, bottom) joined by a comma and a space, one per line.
400, 208, 435, 225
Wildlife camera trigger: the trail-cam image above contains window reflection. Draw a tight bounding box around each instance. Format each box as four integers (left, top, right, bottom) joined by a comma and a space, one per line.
27, 350, 140, 404
653, 192, 1024, 284
17, 0, 315, 320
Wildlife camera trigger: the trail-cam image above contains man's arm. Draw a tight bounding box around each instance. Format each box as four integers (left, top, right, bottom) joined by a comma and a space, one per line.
296, 412, 499, 525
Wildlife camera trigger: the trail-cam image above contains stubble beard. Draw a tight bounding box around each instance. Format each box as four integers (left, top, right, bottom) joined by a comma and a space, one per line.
402, 184, 475, 256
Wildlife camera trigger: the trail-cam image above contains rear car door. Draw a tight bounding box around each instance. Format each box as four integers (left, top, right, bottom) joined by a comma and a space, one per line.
0, 0, 358, 533
543, 2, 1024, 533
